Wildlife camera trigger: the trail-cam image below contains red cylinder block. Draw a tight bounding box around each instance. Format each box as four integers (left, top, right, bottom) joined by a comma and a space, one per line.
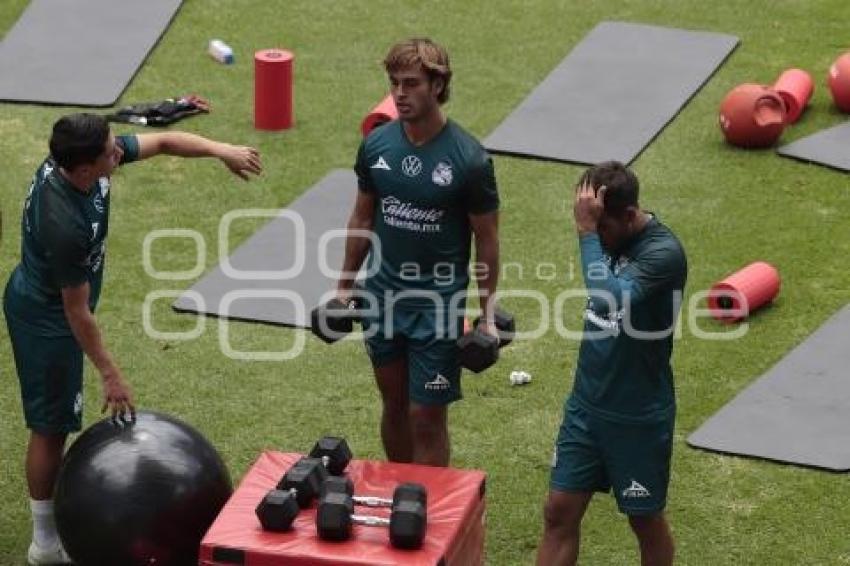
773, 68, 813, 123
708, 262, 781, 323
360, 94, 398, 137
254, 49, 294, 131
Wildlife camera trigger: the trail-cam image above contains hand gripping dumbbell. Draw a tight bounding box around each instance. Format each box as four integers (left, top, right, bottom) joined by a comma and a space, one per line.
255, 437, 352, 531
316, 477, 428, 549
310, 285, 369, 344
457, 307, 516, 373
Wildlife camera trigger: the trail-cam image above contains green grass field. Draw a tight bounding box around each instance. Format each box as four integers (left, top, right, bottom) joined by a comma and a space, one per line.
2, 0, 850, 564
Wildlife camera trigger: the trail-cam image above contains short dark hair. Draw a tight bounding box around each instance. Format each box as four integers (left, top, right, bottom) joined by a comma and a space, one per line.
49, 113, 110, 171
578, 160, 639, 213
384, 38, 452, 104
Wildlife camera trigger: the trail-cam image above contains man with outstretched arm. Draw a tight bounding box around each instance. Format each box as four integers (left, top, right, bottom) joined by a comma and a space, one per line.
3, 113, 262, 564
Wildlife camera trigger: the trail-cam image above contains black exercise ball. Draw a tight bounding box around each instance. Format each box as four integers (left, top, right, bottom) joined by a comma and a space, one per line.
55, 411, 232, 565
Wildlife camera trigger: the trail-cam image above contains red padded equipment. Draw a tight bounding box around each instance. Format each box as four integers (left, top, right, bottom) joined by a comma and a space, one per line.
255, 49, 294, 131
360, 95, 398, 137
708, 261, 781, 323
773, 68, 813, 123
199, 452, 486, 565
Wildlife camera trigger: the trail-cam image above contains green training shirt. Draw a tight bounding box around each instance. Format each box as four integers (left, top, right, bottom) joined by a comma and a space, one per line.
4, 135, 140, 336
570, 215, 688, 423
354, 119, 499, 310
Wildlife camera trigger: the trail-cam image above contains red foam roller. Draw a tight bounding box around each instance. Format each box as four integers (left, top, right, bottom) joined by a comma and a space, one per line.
708, 262, 780, 323
254, 49, 294, 131
360, 94, 398, 137
773, 68, 813, 124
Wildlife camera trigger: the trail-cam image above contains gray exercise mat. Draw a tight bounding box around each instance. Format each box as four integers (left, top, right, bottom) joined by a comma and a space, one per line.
483, 21, 739, 165
777, 121, 850, 172
687, 304, 850, 471
172, 169, 360, 328
0, 0, 183, 106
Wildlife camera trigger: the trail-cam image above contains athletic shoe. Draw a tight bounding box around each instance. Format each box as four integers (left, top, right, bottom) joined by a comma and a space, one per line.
27, 541, 72, 565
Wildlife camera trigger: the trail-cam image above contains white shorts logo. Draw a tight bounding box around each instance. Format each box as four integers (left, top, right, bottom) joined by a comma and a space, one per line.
424, 373, 451, 391
621, 480, 651, 499
73, 392, 83, 416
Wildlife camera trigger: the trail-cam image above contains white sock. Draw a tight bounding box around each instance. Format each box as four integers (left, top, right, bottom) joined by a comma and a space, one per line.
30, 498, 60, 550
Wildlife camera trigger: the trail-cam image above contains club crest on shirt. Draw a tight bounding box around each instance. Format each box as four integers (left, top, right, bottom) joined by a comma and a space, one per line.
432, 161, 453, 187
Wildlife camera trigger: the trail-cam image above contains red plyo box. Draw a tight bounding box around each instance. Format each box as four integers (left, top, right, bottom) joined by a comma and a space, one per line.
199, 452, 486, 565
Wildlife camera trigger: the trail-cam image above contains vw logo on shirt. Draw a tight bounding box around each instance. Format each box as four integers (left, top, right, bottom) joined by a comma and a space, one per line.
401, 155, 423, 177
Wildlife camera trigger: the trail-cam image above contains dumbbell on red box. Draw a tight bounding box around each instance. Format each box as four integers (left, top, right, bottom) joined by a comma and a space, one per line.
205, 446, 486, 565
256, 436, 352, 530
317, 476, 428, 549
255, 437, 428, 549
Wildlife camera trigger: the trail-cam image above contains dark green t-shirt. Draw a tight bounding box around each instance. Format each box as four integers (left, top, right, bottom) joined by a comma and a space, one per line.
354, 119, 499, 310
4, 135, 140, 336
570, 216, 688, 423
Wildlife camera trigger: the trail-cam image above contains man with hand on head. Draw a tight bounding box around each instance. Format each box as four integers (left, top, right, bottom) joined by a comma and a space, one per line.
3, 113, 262, 565
537, 161, 687, 566
335, 38, 501, 467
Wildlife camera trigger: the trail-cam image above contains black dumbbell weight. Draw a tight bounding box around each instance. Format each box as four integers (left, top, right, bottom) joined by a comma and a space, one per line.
321, 476, 428, 510
316, 481, 428, 549
310, 285, 369, 344
309, 436, 353, 476
457, 308, 516, 373
255, 488, 300, 532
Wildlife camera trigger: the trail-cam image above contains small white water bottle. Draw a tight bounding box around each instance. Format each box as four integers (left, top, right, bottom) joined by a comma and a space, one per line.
208, 39, 234, 64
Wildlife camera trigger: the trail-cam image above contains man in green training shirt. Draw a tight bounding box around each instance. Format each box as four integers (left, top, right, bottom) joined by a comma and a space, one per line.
537, 162, 687, 566
336, 38, 501, 466
4, 113, 262, 565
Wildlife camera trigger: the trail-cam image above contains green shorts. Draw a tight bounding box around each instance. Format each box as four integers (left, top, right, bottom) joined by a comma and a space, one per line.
550, 397, 674, 516
362, 306, 464, 406
5, 314, 84, 435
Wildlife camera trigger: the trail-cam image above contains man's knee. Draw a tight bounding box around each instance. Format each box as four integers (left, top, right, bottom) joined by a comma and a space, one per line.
381, 395, 408, 418
374, 359, 409, 414
628, 512, 669, 539
408, 404, 447, 441
542, 492, 587, 535
29, 431, 67, 451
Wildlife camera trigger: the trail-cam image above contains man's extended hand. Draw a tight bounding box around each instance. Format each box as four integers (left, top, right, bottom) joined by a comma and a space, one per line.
219, 144, 263, 180
574, 180, 606, 235
100, 368, 135, 422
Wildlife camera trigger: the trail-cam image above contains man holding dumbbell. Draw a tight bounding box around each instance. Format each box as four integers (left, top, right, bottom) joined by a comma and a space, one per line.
536, 162, 687, 566
334, 38, 501, 466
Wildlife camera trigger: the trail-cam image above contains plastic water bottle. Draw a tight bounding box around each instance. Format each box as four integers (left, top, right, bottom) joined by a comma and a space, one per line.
208, 39, 234, 64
